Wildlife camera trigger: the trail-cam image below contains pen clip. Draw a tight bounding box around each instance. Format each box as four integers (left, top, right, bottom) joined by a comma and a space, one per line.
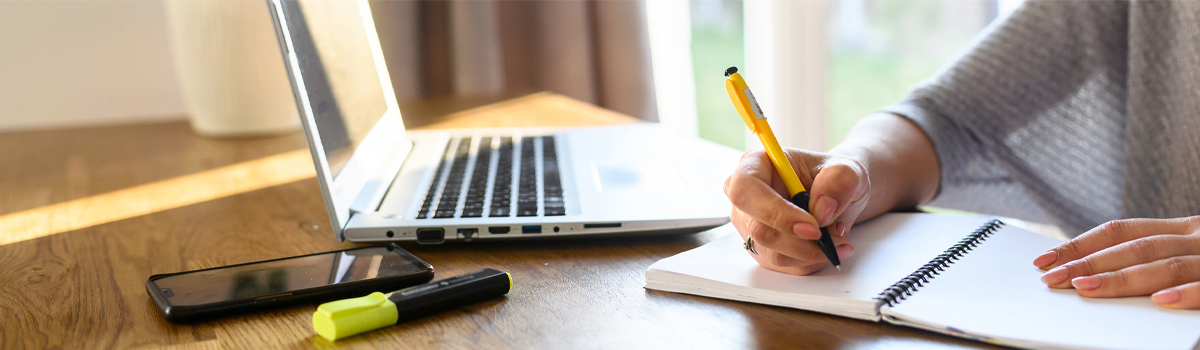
724, 72, 759, 133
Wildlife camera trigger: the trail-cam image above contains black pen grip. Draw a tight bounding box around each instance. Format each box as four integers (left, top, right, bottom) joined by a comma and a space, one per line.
790, 192, 842, 268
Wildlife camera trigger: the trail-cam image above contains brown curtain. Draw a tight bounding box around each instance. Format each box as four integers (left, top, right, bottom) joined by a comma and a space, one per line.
368, 0, 658, 121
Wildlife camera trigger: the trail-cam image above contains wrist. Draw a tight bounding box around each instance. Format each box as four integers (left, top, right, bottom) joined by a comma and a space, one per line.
828, 113, 939, 217
826, 144, 892, 220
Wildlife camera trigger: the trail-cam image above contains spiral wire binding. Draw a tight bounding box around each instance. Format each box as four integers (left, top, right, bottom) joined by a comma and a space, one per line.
874, 219, 1006, 307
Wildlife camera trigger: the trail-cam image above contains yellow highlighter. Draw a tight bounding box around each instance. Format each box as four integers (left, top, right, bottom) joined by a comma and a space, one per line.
724, 66, 841, 270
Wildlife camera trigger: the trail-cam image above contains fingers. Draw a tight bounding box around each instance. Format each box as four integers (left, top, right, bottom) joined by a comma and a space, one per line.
725, 150, 820, 239
1036, 216, 1200, 310
1069, 256, 1200, 298
1040, 235, 1200, 288
726, 148, 869, 276
736, 209, 823, 261
734, 208, 852, 261
1034, 218, 1194, 270
733, 208, 853, 275
1152, 281, 1200, 309
745, 238, 853, 276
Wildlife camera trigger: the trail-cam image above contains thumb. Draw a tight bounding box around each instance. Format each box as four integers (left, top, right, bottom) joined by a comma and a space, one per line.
808, 159, 868, 227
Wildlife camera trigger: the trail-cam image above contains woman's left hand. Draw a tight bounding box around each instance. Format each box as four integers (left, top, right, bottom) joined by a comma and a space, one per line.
1034, 216, 1200, 309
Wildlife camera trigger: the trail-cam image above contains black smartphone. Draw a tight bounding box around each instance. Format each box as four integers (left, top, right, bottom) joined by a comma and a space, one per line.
146, 244, 433, 323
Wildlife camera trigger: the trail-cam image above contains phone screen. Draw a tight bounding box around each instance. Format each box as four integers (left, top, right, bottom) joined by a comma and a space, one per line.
151, 246, 425, 306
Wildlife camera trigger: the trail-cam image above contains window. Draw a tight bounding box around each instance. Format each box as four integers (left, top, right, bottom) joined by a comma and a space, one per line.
670, 0, 1024, 151
690, 0, 745, 150
828, 0, 1022, 148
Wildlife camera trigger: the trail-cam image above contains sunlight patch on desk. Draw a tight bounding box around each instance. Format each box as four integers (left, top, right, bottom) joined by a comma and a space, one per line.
0, 150, 316, 246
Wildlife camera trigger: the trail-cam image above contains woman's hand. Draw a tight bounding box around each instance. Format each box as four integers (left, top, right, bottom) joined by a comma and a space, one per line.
723, 148, 870, 275
723, 112, 940, 275
1035, 216, 1200, 309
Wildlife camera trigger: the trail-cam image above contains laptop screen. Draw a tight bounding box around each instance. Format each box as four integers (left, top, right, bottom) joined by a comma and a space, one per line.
271, 0, 409, 238
279, 0, 390, 178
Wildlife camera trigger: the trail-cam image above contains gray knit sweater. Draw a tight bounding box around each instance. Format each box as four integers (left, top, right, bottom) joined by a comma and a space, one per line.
883, 0, 1200, 236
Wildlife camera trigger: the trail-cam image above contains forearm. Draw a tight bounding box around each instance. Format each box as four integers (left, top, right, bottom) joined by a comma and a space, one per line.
828, 112, 939, 221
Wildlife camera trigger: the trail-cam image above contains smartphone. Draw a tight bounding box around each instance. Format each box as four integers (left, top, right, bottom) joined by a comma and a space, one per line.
146, 244, 433, 323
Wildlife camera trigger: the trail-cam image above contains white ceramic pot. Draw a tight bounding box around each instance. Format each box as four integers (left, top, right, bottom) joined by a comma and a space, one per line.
164, 0, 299, 137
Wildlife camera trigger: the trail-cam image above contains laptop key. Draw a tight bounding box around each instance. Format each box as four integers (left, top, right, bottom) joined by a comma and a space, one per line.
490, 207, 510, 217
544, 207, 566, 216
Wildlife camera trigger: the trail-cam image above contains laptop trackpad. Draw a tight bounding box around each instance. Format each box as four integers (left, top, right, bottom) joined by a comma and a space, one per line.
591, 163, 684, 193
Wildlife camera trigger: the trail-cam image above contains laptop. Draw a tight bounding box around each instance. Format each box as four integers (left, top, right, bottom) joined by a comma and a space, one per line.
266, 0, 738, 244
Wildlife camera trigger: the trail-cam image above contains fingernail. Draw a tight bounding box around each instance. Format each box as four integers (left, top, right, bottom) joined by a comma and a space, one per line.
836, 244, 854, 259
835, 221, 846, 236
1153, 289, 1182, 304
816, 196, 837, 225
1033, 250, 1058, 268
1072, 276, 1102, 290
793, 223, 820, 240
1041, 266, 1069, 285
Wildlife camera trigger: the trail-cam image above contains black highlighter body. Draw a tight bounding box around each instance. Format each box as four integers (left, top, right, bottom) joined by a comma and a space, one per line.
389, 268, 511, 321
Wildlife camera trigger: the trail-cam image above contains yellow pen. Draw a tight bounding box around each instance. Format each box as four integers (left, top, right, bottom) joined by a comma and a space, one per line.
724, 66, 841, 270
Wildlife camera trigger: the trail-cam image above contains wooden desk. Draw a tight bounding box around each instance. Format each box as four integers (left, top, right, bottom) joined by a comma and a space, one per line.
0, 93, 994, 349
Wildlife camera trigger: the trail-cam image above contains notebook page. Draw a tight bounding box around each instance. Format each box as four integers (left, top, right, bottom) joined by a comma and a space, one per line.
882, 223, 1200, 350
646, 213, 1000, 321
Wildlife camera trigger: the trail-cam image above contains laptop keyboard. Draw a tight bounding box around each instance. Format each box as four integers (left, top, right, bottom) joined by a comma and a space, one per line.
417, 136, 567, 219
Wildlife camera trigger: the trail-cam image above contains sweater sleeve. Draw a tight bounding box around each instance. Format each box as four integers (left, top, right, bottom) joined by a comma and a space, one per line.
880, 0, 1131, 234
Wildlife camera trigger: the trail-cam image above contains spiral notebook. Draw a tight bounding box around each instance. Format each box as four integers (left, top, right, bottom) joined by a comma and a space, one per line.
646, 213, 1200, 350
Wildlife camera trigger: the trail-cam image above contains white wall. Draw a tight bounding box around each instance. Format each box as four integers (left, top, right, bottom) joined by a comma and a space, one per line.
0, 1, 186, 131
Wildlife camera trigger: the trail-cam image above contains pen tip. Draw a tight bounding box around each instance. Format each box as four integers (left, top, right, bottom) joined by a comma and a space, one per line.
724, 66, 738, 77
835, 265, 842, 271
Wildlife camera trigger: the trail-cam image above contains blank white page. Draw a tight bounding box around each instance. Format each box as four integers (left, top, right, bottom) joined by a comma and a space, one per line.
883, 222, 1200, 350
646, 213, 1002, 320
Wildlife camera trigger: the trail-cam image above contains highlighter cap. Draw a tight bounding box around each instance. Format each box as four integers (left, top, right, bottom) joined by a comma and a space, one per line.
313, 292, 398, 341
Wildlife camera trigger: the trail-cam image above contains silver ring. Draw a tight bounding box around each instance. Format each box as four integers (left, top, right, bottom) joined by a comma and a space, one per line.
744, 236, 759, 255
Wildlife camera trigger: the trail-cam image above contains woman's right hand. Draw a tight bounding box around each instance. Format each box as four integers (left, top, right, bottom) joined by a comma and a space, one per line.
723, 148, 871, 275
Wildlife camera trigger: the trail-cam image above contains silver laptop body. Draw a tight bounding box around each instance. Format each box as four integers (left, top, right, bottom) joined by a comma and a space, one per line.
267, 0, 737, 244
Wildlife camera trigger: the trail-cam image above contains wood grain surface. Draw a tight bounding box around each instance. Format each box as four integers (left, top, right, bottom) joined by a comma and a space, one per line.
0, 93, 996, 349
